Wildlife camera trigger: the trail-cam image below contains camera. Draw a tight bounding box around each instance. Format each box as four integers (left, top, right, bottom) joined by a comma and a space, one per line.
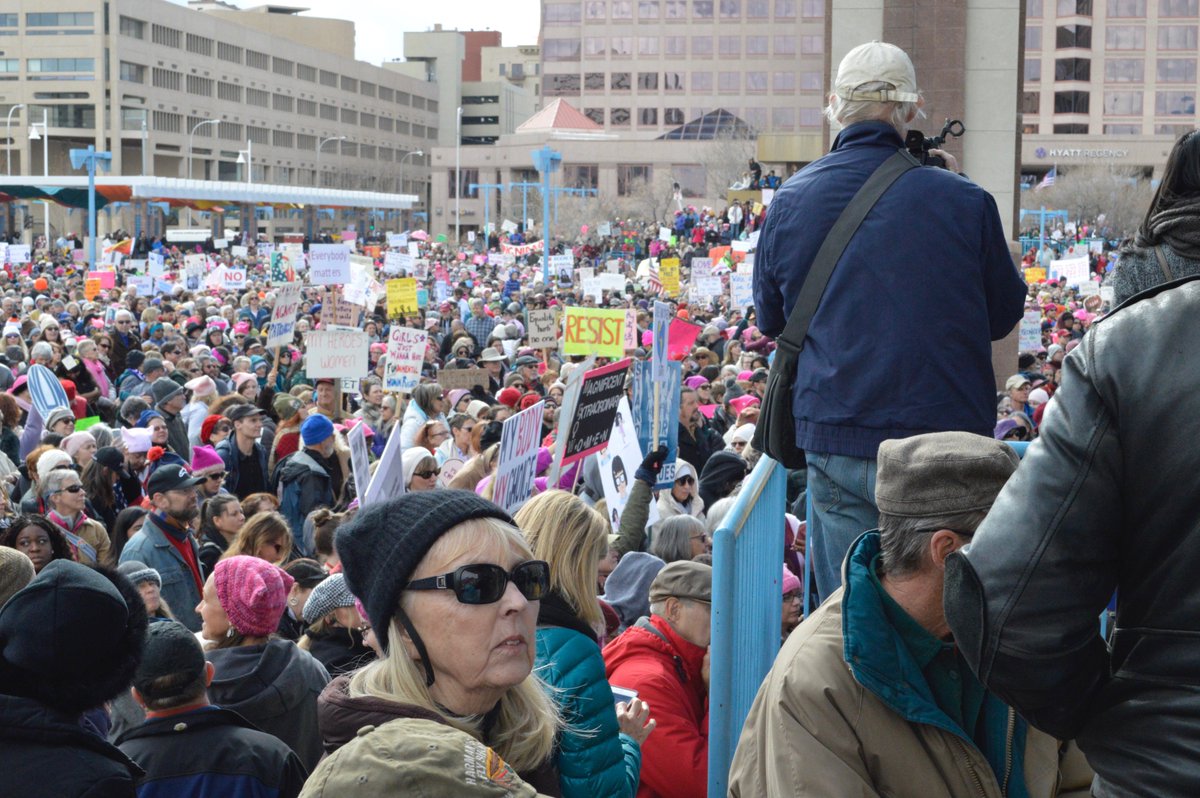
905, 119, 966, 168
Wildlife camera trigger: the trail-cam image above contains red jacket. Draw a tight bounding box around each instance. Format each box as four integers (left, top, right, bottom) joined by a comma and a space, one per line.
603, 615, 708, 798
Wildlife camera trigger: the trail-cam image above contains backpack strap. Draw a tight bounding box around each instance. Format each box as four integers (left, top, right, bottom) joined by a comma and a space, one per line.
1155, 245, 1175, 282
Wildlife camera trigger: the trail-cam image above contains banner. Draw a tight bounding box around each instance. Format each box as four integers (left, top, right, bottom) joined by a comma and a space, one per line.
632, 359, 681, 488
491, 400, 545, 513
563, 307, 627, 358
500, 240, 545, 257
1018, 310, 1042, 352
387, 278, 418, 317
304, 329, 370, 379
527, 309, 559, 349
560, 358, 631, 466
659, 257, 680, 295
308, 244, 351, 285
384, 327, 427, 393
265, 283, 302, 349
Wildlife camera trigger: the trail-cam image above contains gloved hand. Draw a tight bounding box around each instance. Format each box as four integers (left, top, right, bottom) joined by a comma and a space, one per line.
635, 446, 669, 485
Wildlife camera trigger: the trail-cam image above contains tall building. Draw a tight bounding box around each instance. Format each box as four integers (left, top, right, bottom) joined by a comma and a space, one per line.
1, 0, 437, 236
1021, 0, 1196, 183
538, 0, 827, 165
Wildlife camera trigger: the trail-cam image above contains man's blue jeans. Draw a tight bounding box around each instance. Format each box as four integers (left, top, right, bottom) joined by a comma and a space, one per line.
805, 451, 878, 603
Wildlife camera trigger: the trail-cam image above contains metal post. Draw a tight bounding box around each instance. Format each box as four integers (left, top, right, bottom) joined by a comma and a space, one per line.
399, 149, 422, 230
5, 103, 25, 176
455, 107, 462, 245
41, 109, 48, 243
141, 117, 149, 176
70, 146, 111, 269
186, 118, 219, 228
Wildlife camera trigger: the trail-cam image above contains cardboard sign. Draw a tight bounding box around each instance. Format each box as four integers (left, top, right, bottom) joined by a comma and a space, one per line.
437, 367, 489, 391
632, 359, 681, 488
624, 309, 638, 350
308, 244, 351, 285
387, 278, 418, 317
730, 272, 754, 310
328, 292, 362, 328
362, 419, 404, 506
659, 258, 680, 294
563, 307, 627, 358
265, 282, 302, 349
491, 400, 545, 513
560, 358, 631, 466
1019, 310, 1042, 352
384, 327, 427, 393
304, 329, 370, 378
348, 423, 371, 504
527, 309, 559, 349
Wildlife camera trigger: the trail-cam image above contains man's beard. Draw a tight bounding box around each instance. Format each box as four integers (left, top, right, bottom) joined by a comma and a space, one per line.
167, 504, 199, 525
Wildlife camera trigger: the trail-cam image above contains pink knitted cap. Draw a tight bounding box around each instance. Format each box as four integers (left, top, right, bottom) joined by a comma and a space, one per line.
214, 555, 294, 637
782, 565, 801, 595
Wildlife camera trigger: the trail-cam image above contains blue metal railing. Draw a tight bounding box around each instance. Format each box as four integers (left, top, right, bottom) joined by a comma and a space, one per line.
708, 455, 786, 797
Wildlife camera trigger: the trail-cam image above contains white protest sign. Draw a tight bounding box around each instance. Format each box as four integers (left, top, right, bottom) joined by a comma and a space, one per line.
730, 273, 754, 311
127, 274, 153, 296
606, 259, 622, 274
691, 257, 713, 278
658, 226, 673, 242
1018, 310, 1042, 352
689, 276, 722, 304
308, 244, 351, 285
231, 245, 249, 259
736, 259, 754, 275
148, 252, 165, 277
125, 259, 147, 274
501, 219, 518, 234
407, 242, 420, 258
491, 400, 544, 513
213, 238, 228, 249
304, 329, 369, 378
578, 267, 595, 282
596, 273, 625, 294
384, 327, 427, 393
387, 233, 408, 249
1100, 285, 1115, 304
348, 422, 371, 503
384, 252, 414, 275
597, 397, 656, 532
624, 309, 638, 350
527, 309, 558, 349
549, 253, 575, 279
8, 244, 31, 264
731, 239, 755, 253
581, 278, 603, 299
362, 421, 404, 506
222, 265, 247, 290
265, 282, 302, 349
1050, 256, 1090, 287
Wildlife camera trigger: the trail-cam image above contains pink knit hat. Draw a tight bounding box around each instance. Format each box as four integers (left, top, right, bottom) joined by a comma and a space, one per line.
190, 445, 223, 475
782, 565, 801, 596
214, 555, 294, 637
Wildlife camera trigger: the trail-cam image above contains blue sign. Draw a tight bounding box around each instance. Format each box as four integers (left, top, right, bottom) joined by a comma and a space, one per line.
632, 359, 680, 489
27, 364, 70, 420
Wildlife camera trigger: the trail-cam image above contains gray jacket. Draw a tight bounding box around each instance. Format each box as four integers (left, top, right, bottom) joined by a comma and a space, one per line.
119, 515, 202, 631
1110, 242, 1200, 305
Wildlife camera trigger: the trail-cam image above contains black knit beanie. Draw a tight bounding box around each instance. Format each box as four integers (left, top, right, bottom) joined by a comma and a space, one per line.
336, 489, 514, 653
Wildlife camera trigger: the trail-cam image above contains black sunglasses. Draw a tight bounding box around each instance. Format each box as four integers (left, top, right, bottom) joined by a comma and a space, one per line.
675, 475, 695, 485
406, 560, 550, 605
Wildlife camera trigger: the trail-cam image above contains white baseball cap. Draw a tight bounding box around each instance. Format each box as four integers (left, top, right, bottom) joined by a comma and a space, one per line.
834, 41, 920, 103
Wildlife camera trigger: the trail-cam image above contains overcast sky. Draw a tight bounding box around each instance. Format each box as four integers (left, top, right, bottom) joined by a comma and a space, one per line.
286, 0, 540, 65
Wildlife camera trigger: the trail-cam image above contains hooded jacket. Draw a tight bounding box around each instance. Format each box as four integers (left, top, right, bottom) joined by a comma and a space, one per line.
277, 450, 334, 555
729, 532, 1091, 798
206, 638, 331, 772
116, 706, 307, 798
0, 693, 143, 798
654, 460, 705, 534
603, 614, 708, 798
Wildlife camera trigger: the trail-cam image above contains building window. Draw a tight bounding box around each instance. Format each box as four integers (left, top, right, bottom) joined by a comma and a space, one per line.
151, 25, 181, 48
1107, 0, 1145, 13
1023, 122, 1040, 133
772, 107, 796, 130
746, 71, 768, 92
546, 3, 583, 23
151, 67, 181, 90
297, 97, 316, 115
1053, 123, 1089, 132
546, 74, 581, 95
1021, 92, 1041, 113
247, 88, 269, 107
26, 12, 93, 26
1156, 123, 1195, 135
1156, 90, 1196, 114
694, 0, 714, 17
801, 35, 823, 53
218, 43, 243, 63
775, 0, 797, 17
1158, 58, 1197, 82
612, 72, 631, 90
720, 0, 742, 16
583, 108, 605, 124
1056, 0, 1092, 14
186, 75, 212, 96
1025, 60, 1042, 81
320, 103, 338, 121
692, 36, 713, 55
639, 72, 659, 90
719, 71, 740, 92
613, 0, 634, 16
28, 58, 94, 73
1026, 27, 1043, 49
218, 82, 243, 103
119, 16, 144, 39
612, 108, 632, 126
639, 36, 660, 55
666, 0, 688, 17
565, 164, 600, 189
320, 70, 338, 87
0, 59, 17, 75
692, 71, 712, 91
800, 71, 822, 90
585, 37, 606, 56
1104, 58, 1144, 81
586, 1, 607, 17
639, 0, 660, 16
448, 169, 480, 198
298, 63, 316, 81
773, 35, 796, 54
1161, 0, 1199, 14
672, 164, 706, 196
1054, 90, 1090, 112
744, 107, 767, 130
746, 35, 768, 55
246, 50, 270, 70
1028, 0, 1044, 14
584, 72, 605, 90
799, 107, 823, 126
665, 107, 685, 124
639, 108, 659, 125
801, 0, 823, 15
773, 70, 797, 92
664, 71, 684, 90
719, 36, 741, 56
1104, 90, 1143, 114
152, 111, 181, 133
618, 164, 652, 195
119, 62, 145, 83
1056, 25, 1092, 47
1103, 124, 1141, 133
1159, 25, 1198, 48
1055, 58, 1091, 80
747, 0, 769, 15
666, 36, 686, 55
273, 93, 294, 112
186, 34, 213, 57
544, 39, 582, 61
1105, 25, 1145, 48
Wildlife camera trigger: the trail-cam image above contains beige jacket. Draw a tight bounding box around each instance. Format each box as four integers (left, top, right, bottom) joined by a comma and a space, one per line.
728, 588, 1092, 798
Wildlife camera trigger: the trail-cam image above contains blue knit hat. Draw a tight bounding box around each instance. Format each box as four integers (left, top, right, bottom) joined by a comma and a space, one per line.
301, 413, 334, 446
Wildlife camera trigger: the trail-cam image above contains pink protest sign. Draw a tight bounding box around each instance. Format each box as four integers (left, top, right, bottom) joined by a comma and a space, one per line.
667, 318, 703, 360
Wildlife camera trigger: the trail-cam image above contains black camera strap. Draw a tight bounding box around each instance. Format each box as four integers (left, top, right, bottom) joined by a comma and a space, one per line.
774, 148, 920, 355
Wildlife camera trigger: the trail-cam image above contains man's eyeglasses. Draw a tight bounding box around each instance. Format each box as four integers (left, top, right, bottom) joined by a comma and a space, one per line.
406, 560, 551, 605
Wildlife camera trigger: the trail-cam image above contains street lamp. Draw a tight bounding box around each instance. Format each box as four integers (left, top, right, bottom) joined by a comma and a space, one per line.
455, 106, 463, 244
28, 109, 48, 245
6, 103, 26, 176
236, 139, 253, 185
186, 118, 219, 228
316, 135, 346, 187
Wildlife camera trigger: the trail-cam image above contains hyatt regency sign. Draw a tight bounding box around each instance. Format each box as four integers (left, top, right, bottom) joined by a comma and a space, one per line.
1035, 147, 1130, 159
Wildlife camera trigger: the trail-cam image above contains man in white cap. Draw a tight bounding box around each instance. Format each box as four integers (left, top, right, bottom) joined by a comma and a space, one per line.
752, 41, 1025, 603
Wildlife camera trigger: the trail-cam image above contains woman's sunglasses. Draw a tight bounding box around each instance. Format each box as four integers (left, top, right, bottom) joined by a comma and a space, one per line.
406, 560, 551, 605
413, 468, 441, 479
675, 475, 696, 485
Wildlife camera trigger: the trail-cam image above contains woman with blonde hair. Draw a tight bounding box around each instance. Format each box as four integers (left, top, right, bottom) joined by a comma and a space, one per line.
308, 490, 560, 792
220, 511, 293, 565
514, 490, 654, 798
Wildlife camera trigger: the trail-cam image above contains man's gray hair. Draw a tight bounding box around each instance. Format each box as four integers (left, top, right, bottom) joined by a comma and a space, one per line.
29, 342, 54, 364
877, 509, 989, 577
114, 309, 134, 322
824, 81, 921, 133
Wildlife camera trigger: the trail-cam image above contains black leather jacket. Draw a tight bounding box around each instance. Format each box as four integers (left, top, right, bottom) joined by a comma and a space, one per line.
945, 275, 1200, 797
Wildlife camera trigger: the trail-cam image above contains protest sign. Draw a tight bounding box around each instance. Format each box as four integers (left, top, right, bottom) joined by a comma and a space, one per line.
362, 422, 404, 506
1024, 267, 1047, 283
387, 277, 418, 317
658, 226, 673, 242
659, 258, 680, 294
563, 307, 627, 358
549, 253, 575, 280
730, 273, 754, 311
1100, 285, 1115, 304
222, 265, 247, 290
624, 309, 638, 351
148, 251, 165, 277
124, 259, 146, 274
691, 257, 713, 278
387, 233, 408, 249
308, 244, 351, 285
384, 251, 414, 275
347, 423, 370, 505
597, 397, 657, 533
87, 271, 116, 290
265, 282, 302, 349
281, 243, 305, 275
438, 457, 466, 487
491, 401, 544, 513
688, 276, 721, 304
127, 275, 153, 296
1019, 311, 1042, 352
501, 219, 518, 234
8, 245, 30, 264
652, 301, 671, 381
527, 309, 559, 349
632, 359, 681, 488
84, 277, 101, 300
231, 245, 249, 259
328, 292, 362, 328
72, 249, 85, 264
606, 259, 621, 273
213, 238, 228, 249
384, 327, 426, 393
27, 364, 70, 419
598, 222, 612, 237
437, 367, 489, 391
304, 329, 369, 379
668, 318, 703, 360
1049, 256, 1089, 287
560, 359, 631, 466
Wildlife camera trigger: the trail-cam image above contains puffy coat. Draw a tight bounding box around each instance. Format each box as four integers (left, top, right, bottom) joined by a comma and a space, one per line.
116, 706, 307, 798
945, 276, 1200, 797
730, 532, 1092, 798
603, 615, 707, 798
536, 597, 640, 798
206, 638, 331, 773
0, 693, 142, 798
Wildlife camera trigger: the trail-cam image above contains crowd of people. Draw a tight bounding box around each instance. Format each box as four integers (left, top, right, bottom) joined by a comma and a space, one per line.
3, 39, 1199, 798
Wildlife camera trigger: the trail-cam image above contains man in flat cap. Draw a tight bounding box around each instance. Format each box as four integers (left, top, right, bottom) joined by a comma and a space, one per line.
729, 432, 1090, 797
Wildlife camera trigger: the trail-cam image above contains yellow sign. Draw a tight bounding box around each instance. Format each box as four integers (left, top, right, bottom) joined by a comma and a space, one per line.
659, 258, 680, 295
387, 277, 418, 317
563, 307, 627, 358
84, 277, 102, 300
1024, 267, 1047, 283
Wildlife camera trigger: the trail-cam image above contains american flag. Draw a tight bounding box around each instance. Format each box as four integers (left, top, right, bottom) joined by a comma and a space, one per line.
1037, 167, 1056, 190
647, 263, 663, 294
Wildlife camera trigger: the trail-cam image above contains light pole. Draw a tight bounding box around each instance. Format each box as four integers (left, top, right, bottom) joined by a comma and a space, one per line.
455, 106, 462, 244
186, 118, 219, 228
28, 109, 48, 245
140, 117, 149, 176
399, 149, 422, 230
69, 145, 112, 270
316, 135, 346, 187
5, 103, 25, 176
236, 139, 253, 185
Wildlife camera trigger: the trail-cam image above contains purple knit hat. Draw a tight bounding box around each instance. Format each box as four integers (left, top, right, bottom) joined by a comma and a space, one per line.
684, 375, 708, 390
214, 555, 294, 637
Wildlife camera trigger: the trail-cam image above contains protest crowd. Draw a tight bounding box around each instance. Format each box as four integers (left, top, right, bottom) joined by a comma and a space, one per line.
2, 40, 1198, 798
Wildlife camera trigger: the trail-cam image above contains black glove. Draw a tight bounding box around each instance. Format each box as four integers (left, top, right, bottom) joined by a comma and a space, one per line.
636, 446, 669, 485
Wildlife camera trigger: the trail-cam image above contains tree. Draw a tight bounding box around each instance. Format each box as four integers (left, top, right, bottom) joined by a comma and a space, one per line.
1032, 164, 1154, 239
697, 131, 757, 197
